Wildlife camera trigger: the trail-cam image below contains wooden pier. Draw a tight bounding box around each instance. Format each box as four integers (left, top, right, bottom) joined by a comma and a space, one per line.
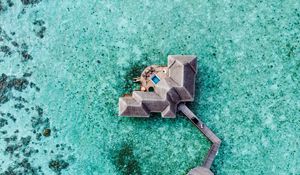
178, 103, 221, 175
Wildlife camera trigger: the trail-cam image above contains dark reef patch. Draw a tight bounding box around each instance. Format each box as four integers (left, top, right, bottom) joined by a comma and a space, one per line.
0, 117, 8, 128
0, 0, 14, 12
0, 130, 7, 134
9, 77, 29, 91
21, 50, 33, 61
5, 144, 21, 155
13, 96, 29, 103
2, 158, 41, 175
113, 143, 142, 175
0, 27, 12, 41
11, 41, 19, 47
31, 115, 49, 131
122, 62, 148, 95
30, 82, 40, 91
0, 73, 30, 105
35, 105, 43, 116
21, 136, 31, 146
33, 19, 46, 38
36, 26, 46, 38
20, 0, 41, 5
18, 158, 39, 174
31, 105, 51, 140
7, 112, 16, 122
0, 27, 34, 62
33, 19, 45, 26
18, 43, 33, 62
4, 135, 17, 143
6, 0, 13, 7
48, 159, 69, 174
0, 45, 12, 56
14, 103, 25, 109
0, 1, 5, 12
23, 72, 32, 77
3, 136, 32, 157
0, 0, 10, 12
0, 75, 10, 104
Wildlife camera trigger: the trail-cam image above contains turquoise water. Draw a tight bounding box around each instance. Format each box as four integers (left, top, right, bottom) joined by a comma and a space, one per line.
0, 0, 299, 174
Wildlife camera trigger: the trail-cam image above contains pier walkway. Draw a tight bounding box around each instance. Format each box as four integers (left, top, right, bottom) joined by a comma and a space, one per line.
178, 103, 221, 174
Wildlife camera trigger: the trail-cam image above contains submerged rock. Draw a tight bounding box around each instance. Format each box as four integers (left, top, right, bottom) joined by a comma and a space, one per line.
48, 159, 69, 174
0, 117, 8, 128
42, 128, 51, 137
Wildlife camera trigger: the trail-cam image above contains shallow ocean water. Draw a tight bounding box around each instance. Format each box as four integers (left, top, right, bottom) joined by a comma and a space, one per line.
0, 0, 300, 175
